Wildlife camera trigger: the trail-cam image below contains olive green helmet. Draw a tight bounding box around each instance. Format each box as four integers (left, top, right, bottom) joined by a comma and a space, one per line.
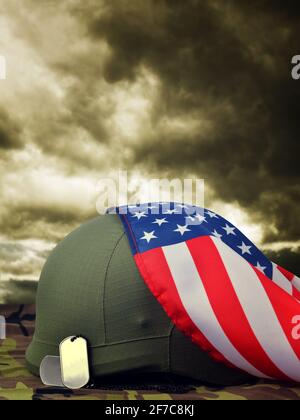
26, 214, 251, 386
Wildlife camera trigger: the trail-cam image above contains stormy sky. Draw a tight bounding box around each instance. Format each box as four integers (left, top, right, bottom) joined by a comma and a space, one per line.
0, 0, 299, 302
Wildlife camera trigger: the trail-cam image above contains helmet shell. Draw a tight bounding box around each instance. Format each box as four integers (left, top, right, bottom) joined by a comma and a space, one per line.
26, 214, 251, 385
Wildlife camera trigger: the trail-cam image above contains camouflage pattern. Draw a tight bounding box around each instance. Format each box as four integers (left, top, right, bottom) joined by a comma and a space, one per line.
1, 305, 300, 400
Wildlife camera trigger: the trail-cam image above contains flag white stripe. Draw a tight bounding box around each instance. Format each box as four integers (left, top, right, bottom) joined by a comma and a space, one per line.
162, 242, 268, 379
292, 276, 300, 292
272, 263, 293, 295
212, 237, 300, 382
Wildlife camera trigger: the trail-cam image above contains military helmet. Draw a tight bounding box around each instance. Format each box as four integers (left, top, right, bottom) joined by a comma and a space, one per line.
26, 214, 251, 386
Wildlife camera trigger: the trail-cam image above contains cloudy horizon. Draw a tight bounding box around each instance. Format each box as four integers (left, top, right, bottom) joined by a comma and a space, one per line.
0, 0, 299, 303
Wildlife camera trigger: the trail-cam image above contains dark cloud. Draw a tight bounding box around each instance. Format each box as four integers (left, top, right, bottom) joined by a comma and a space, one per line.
0, 241, 50, 281
0, 205, 96, 242
0, 108, 22, 150
265, 247, 300, 278
0, 243, 32, 267
0, 0, 299, 285
0, 279, 37, 304
78, 0, 300, 243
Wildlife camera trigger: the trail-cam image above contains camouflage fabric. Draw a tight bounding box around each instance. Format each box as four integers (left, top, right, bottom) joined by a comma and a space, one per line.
1, 305, 300, 400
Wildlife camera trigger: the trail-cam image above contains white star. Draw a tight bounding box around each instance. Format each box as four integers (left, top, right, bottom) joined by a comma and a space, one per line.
152, 218, 168, 227
195, 213, 207, 223
237, 242, 252, 255
222, 224, 236, 235
256, 262, 267, 273
164, 209, 180, 215
174, 224, 191, 236
212, 229, 222, 239
140, 231, 157, 243
206, 210, 219, 219
132, 211, 147, 220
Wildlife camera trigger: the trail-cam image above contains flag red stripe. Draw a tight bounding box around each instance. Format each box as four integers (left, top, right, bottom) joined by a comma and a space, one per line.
134, 248, 235, 367
293, 286, 300, 301
254, 267, 300, 360
276, 265, 295, 282
133, 239, 300, 381
186, 236, 288, 381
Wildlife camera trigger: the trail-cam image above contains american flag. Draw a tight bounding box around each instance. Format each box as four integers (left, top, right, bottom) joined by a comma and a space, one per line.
112, 202, 300, 382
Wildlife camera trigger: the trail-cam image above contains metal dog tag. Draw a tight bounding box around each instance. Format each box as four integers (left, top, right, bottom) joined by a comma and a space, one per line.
40, 356, 64, 387
59, 336, 90, 390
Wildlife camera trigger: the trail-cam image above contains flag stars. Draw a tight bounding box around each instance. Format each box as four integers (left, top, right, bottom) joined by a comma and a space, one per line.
164, 209, 180, 215
222, 224, 236, 235
206, 210, 219, 219
132, 211, 147, 220
174, 224, 191, 236
140, 231, 158, 243
212, 229, 222, 239
237, 242, 252, 255
255, 262, 267, 274
195, 213, 207, 223
153, 218, 168, 227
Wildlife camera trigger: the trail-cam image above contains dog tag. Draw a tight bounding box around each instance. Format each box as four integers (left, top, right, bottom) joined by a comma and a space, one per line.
59, 336, 90, 390
40, 356, 64, 387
